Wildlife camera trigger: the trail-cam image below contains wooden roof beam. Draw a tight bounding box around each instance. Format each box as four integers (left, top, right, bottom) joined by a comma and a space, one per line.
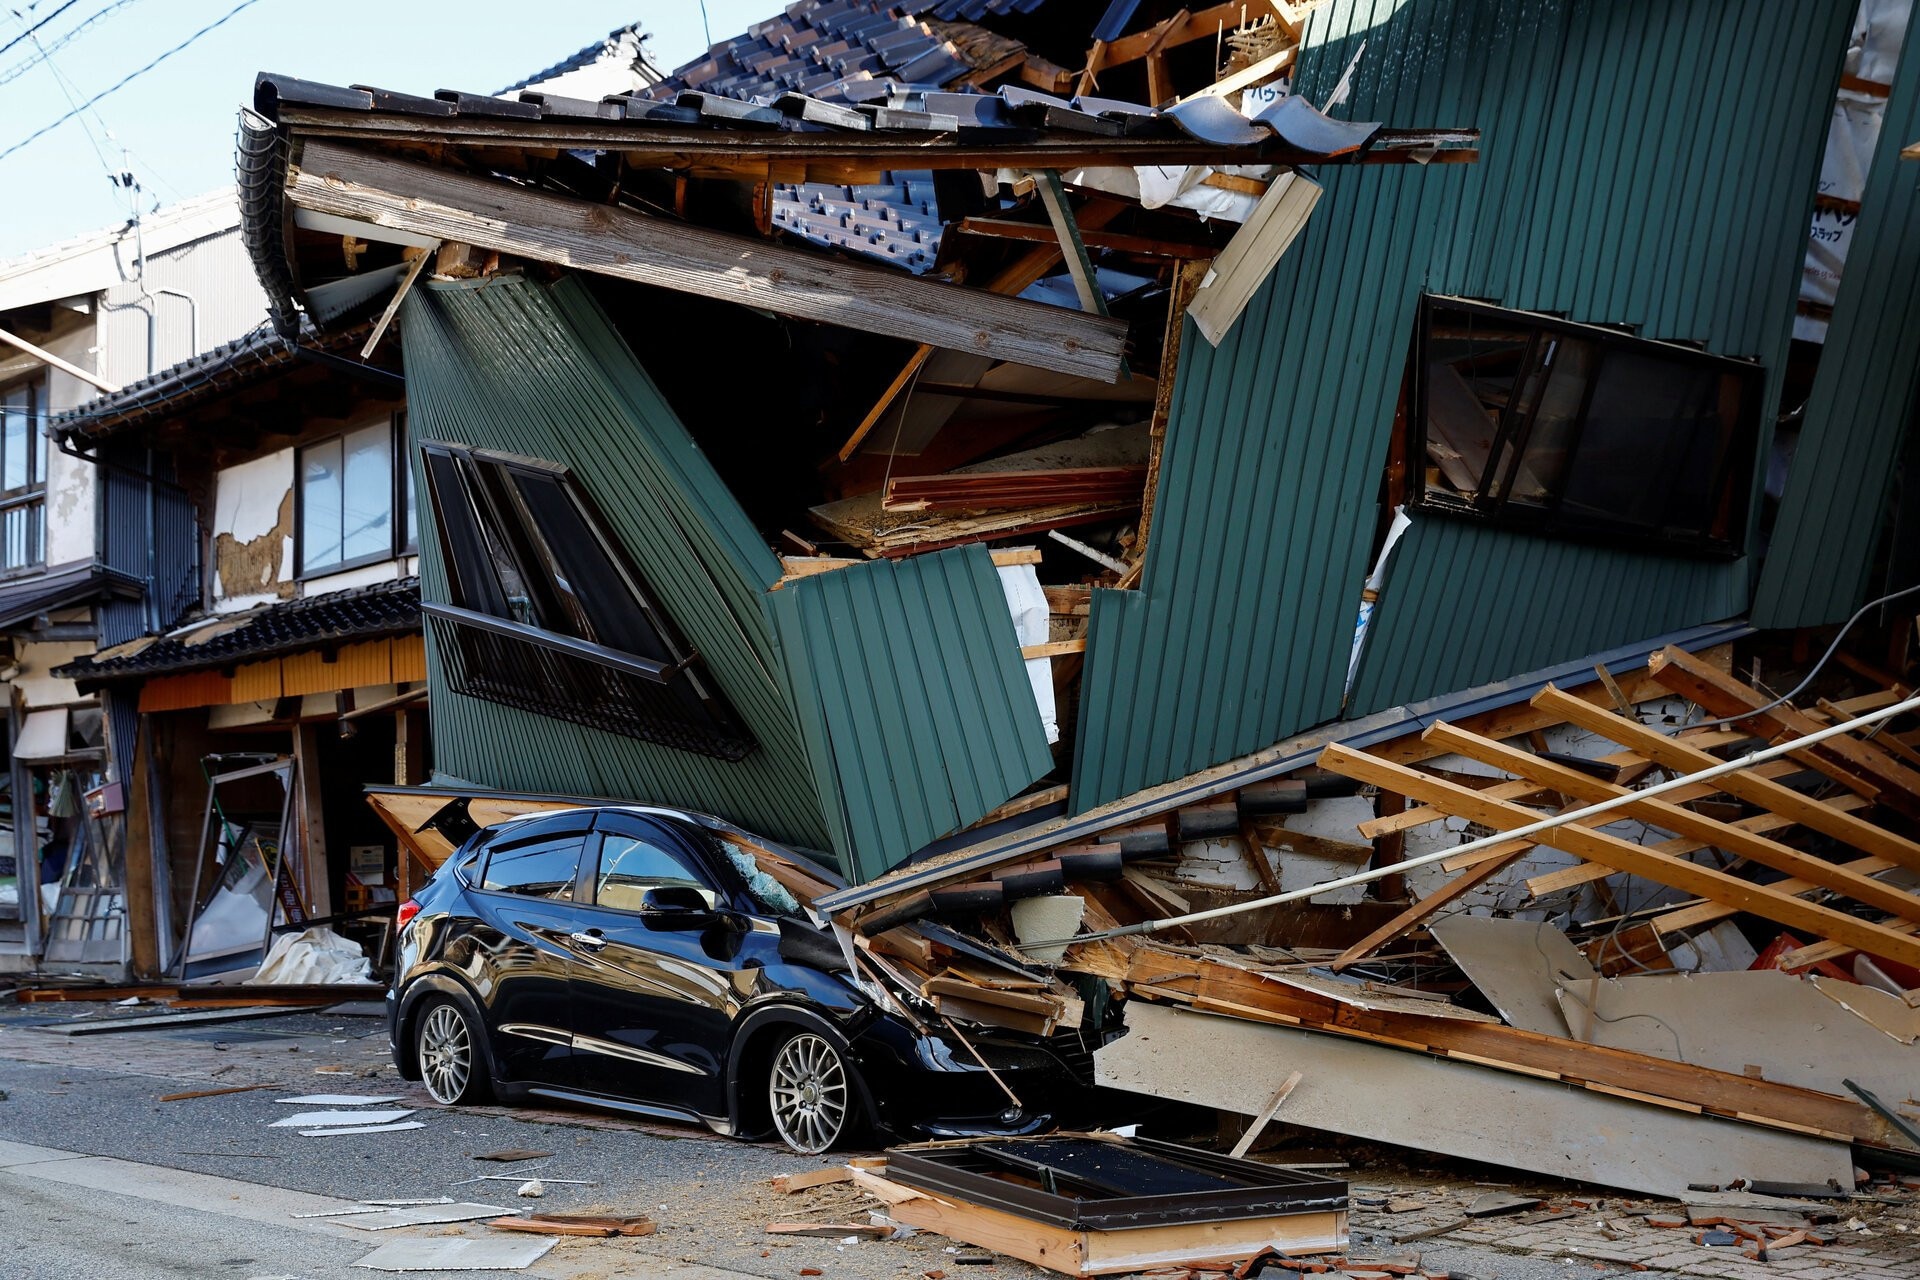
1317, 742, 1920, 971
288, 140, 1130, 383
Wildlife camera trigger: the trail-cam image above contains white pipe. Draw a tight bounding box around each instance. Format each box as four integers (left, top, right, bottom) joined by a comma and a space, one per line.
0, 326, 120, 394
1012, 688, 1920, 949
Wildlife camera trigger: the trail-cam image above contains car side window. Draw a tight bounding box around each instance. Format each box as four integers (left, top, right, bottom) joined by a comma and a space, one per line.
481, 834, 584, 900
592, 833, 718, 912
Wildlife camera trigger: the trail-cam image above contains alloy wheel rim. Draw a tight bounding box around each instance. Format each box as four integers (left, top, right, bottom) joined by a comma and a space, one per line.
769, 1032, 848, 1154
419, 1004, 471, 1104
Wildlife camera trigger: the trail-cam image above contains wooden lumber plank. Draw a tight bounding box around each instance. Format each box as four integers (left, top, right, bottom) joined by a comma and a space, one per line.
1316, 743, 1920, 971
1527, 793, 1878, 896
1648, 646, 1920, 817
1228, 1069, 1303, 1159
1363, 731, 1754, 839
290, 141, 1129, 382
1424, 723, 1920, 923
1129, 257, 1211, 576
954, 217, 1218, 258
1021, 639, 1087, 660
1033, 169, 1106, 315
1533, 686, 1920, 872
1101, 2, 1268, 64
1652, 841, 1892, 933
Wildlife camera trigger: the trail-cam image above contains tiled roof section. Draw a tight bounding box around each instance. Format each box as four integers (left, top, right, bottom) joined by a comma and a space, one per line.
48, 317, 376, 445
55, 577, 421, 685
500, 23, 663, 101
652, 2, 980, 104
774, 174, 944, 270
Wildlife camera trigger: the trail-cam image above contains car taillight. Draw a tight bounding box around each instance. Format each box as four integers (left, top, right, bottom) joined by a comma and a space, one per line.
396, 899, 422, 931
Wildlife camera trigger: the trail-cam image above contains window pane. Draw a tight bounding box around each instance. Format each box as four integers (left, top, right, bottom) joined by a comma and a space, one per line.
1560, 353, 1726, 536
341, 423, 394, 562
301, 437, 343, 573
1504, 337, 1598, 509
1421, 313, 1524, 504
481, 835, 581, 899
423, 448, 508, 617
507, 469, 666, 659
593, 833, 714, 912
3, 387, 28, 493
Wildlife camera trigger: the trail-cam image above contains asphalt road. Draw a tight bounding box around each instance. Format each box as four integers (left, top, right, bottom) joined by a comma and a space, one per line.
0, 1001, 1755, 1279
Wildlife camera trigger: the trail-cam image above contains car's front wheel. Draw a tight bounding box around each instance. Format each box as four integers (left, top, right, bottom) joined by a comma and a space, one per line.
768, 1031, 856, 1153
415, 997, 491, 1106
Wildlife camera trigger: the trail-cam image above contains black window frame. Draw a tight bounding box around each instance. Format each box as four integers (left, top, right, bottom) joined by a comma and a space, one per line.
0, 374, 47, 576
1409, 295, 1763, 559
418, 441, 755, 762
294, 411, 416, 580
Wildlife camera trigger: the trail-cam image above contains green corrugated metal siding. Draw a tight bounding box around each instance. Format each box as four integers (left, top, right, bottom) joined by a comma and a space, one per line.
400, 275, 833, 851
765, 545, 1052, 881
1751, 35, 1920, 628
1072, 0, 1851, 810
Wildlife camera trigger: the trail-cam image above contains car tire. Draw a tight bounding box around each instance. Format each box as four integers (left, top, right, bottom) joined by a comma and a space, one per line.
414, 996, 493, 1106
766, 1030, 860, 1154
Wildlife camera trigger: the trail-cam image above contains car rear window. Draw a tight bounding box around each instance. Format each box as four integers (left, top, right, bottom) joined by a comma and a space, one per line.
481, 835, 582, 900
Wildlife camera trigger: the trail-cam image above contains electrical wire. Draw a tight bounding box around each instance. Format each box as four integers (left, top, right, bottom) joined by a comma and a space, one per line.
0, 0, 143, 89
1673, 579, 1920, 733
0, 0, 77, 59
0, 0, 267, 163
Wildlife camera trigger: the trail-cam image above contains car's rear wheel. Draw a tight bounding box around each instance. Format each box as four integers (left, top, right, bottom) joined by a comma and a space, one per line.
416, 998, 490, 1105
768, 1031, 854, 1153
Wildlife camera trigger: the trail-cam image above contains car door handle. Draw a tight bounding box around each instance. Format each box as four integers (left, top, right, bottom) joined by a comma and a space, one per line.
569, 930, 608, 950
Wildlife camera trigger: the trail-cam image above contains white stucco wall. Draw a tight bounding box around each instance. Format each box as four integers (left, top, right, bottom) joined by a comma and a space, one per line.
40, 318, 100, 567
209, 447, 294, 612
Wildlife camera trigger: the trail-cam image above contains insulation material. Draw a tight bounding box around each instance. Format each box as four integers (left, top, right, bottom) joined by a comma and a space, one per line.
998, 562, 1059, 744
1797, 0, 1911, 342
250, 926, 372, 985
1059, 165, 1263, 222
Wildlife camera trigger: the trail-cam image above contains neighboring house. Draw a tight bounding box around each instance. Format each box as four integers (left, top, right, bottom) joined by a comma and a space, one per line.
233, 0, 1920, 904
0, 192, 266, 974
49, 324, 420, 980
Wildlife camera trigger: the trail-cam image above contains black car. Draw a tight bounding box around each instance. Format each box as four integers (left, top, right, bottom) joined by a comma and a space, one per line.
390, 804, 1085, 1152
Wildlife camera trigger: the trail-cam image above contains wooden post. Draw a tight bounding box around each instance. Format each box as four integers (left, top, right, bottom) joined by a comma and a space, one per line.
394, 708, 426, 786
1372, 790, 1407, 903
122, 715, 160, 979
293, 724, 332, 919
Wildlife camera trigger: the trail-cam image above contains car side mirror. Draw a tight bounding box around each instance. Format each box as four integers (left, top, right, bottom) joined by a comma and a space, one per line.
640, 885, 714, 928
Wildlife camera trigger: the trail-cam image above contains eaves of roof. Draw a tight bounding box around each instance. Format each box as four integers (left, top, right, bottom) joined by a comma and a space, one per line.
49, 317, 379, 447
55, 575, 421, 688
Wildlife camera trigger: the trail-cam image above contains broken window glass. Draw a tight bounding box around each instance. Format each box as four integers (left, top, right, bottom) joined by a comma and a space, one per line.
1412, 297, 1760, 556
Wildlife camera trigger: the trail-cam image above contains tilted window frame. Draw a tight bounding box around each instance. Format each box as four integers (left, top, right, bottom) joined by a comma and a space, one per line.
417, 441, 756, 762
1409, 295, 1763, 559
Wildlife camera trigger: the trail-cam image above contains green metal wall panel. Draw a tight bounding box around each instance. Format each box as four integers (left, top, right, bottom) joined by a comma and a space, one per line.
400, 275, 833, 852
1751, 30, 1920, 628
1073, 0, 1851, 810
765, 545, 1052, 881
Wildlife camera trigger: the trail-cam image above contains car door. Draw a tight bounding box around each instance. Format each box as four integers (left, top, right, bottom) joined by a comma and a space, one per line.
566, 812, 749, 1118
463, 811, 593, 1088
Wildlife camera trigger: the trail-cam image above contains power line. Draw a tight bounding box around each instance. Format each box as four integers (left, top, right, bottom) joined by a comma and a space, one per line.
0, 0, 146, 90
0, 0, 77, 59
0, 0, 267, 163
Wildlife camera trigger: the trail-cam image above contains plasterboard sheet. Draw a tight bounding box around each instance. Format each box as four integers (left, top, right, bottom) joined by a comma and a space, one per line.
1555, 970, 1920, 1104
276, 1095, 404, 1106
300, 1121, 425, 1136
270, 1109, 413, 1128
344, 1202, 512, 1231
353, 1236, 557, 1271
1431, 915, 1598, 1036
1097, 1003, 1854, 1198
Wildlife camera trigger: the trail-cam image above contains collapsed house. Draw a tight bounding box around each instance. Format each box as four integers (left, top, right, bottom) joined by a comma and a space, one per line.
218, 0, 1920, 1196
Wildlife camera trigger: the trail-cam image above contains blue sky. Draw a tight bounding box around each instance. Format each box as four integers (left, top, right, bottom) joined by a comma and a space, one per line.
0, 0, 774, 258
